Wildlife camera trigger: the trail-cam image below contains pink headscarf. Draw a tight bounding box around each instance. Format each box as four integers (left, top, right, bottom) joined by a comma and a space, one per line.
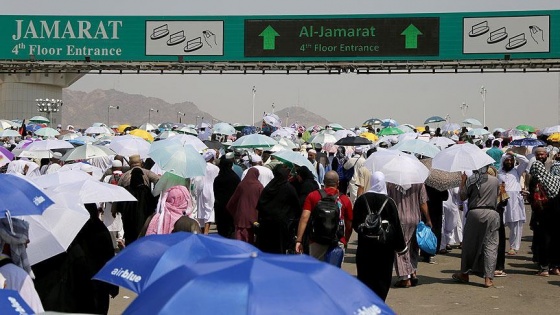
146, 185, 194, 235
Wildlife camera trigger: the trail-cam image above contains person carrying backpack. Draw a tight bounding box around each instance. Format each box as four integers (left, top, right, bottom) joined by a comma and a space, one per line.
295, 171, 353, 263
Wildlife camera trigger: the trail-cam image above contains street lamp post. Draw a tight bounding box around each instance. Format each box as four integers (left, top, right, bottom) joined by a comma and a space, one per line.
252, 86, 256, 127
480, 86, 487, 127
177, 111, 185, 123
460, 102, 468, 118
286, 111, 290, 127
196, 116, 204, 128
271, 103, 275, 114
36, 98, 63, 127
148, 108, 158, 124
107, 105, 119, 126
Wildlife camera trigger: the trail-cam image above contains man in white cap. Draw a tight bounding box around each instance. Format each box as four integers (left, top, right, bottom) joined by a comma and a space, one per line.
44, 152, 63, 174
194, 149, 220, 234
345, 147, 365, 204
241, 153, 274, 187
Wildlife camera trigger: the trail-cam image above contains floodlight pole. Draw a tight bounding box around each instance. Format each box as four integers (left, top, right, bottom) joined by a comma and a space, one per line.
480, 86, 487, 127
252, 86, 256, 127
108, 105, 119, 126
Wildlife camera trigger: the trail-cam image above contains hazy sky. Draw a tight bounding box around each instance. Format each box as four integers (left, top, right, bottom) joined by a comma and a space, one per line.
6, 0, 560, 129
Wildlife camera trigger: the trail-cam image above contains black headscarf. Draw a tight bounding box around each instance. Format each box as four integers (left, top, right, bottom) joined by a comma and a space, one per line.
213, 158, 240, 238
296, 166, 319, 208
129, 168, 145, 190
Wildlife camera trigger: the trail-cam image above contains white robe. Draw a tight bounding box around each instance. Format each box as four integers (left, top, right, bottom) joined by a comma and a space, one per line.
498, 154, 528, 223
194, 162, 220, 223
0, 259, 44, 314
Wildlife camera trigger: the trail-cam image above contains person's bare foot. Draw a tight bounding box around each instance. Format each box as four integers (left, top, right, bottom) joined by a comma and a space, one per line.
484, 277, 494, 288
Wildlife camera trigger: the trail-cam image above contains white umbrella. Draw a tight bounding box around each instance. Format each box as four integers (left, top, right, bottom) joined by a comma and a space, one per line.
32, 170, 93, 189
428, 137, 456, 150
20, 191, 90, 265
0, 130, 22, 137
390, 139, 441, 158
466, 128, 490, 136
270, 127, 296, 139
61, 133, 80, 141
542, 125, 560, 136
212, 122, 236, 136
51, 178, 137, 204
309, 130, 337, 145
334, 129, 356, 141
70, 136, 96, 144
397, 132, 418, 143
364, 149, 429, 186
110, 135, 151, 159
396, 125, 415, 133
462, 118, 483, 126
35, 127, 60, 137
432, 143, 496, 172
0, 119, 19, 129
441, 123, 461, 133
18, 150, 53, 159
176, 126, 198, 136
58, 162, 103, 180
61, 144, 116, 161
156, 131, 178, 140
139, 123, 158, 131
152, 134, 208, 152
277, 138, 298, 150
263, 114, 281, 128
24, 139, 74, 151
85, 126, 112, 135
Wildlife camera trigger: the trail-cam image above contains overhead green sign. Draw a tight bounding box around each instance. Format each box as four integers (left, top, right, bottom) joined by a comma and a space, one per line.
0, 10, 558, 62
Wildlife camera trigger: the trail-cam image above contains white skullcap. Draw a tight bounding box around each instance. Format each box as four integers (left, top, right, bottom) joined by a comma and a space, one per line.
354, 147, 363, 154
203, 150, 216, 161
225, 152, 235, 159
52, 152, 63, 159
251, 154, 262, 163
308, 149, 317, 154
80, 164, 93, 172
112, 160, 123, 168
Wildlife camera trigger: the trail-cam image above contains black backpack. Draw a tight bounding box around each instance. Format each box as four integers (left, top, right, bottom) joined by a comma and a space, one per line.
310, 189, 343, 245
357, 196, 391, 244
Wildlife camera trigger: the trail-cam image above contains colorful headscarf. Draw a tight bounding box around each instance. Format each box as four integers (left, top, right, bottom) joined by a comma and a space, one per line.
146, 185, 194, 235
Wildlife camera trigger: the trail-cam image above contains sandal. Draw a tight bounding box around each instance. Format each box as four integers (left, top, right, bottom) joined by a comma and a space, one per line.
394, 280, 411, 288
452, 273, 469, 284
537, 269, 549, 277
494, 270, 507, 277
506, 249, 517, 256
549, 268, 560, 275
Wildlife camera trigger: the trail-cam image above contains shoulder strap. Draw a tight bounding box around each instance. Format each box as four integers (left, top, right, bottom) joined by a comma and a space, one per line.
0, 257, 14, 268
364, 195, 389, 215
318, 189, 328, 199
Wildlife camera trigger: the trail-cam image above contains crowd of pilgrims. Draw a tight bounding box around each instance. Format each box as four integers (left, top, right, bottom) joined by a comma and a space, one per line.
1, 124, 560, 313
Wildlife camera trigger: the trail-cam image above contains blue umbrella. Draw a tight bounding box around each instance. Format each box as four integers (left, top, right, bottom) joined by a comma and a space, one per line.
123, 252, 395, 315
509, 138, 546, 147
93, 232, 259, 293
381, 119, 398, 128
424, 116, 446, 124
0, 174, 54, 216
0, 289, 34, 315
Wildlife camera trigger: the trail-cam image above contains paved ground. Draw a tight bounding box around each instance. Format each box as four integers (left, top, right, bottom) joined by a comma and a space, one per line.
107, 207, 560, 315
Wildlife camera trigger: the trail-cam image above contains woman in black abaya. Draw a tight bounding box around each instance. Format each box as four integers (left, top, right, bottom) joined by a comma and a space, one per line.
352, 171, 407, 301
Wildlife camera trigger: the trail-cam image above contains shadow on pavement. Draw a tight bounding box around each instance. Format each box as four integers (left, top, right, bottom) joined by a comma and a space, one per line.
547, 281, 560, 286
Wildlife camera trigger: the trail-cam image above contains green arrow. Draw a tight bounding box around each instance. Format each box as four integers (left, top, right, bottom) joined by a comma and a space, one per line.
400, 24, 423, 49
259, 25, 280, 50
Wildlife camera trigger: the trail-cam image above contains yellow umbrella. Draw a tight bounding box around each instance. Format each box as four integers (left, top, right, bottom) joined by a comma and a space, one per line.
130, 129, 154, 142
548, 133, 560, 142
117, 124, 131, 133
360, 132, 378, 141
416, 126, 426, 133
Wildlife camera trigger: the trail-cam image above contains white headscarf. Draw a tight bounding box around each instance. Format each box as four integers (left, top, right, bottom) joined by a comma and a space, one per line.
367, 171, 387, 195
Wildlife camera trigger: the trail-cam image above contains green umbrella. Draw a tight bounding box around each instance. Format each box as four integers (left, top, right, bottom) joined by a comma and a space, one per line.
327, 123, 345, 131
230, 134, 277, 149
516, 124, 535, 133
378, 127, 404, 136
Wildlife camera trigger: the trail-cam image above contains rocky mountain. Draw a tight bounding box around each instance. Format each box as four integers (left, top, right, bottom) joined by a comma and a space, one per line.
62, 89, 217, 129
61, 89, 330, 129
266, 106, 331, 129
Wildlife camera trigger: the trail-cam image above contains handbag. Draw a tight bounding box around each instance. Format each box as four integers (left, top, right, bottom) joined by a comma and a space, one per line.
416, 221, 437, 255
532, 183, 548, 212
357, 197, 390, 243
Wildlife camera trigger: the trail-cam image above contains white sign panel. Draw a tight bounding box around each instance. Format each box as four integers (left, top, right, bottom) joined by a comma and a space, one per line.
145, 21, 223, 55
463, 15, 549, 54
